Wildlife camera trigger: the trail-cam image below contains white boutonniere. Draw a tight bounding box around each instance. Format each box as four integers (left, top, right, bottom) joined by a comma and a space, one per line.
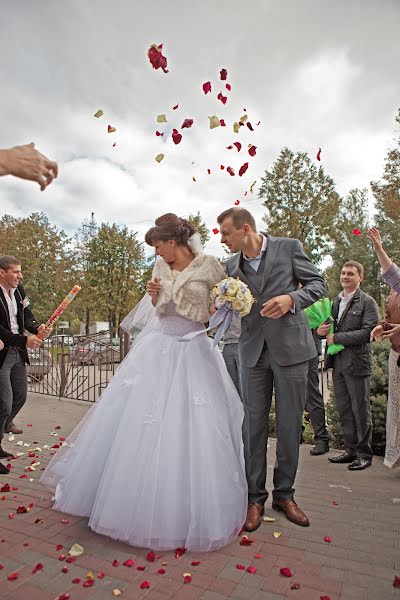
21, 297, 30, 309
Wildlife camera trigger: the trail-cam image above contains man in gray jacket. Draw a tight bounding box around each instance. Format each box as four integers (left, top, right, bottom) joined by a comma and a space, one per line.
318, 261, 379, 470
218, 208, 326, 530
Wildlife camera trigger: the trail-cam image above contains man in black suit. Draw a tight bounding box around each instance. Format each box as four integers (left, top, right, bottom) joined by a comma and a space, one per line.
0, 255, 50, 473
318, 261, 379, 471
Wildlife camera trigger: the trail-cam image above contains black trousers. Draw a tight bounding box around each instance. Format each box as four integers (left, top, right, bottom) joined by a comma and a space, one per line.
306, 356, 329, 443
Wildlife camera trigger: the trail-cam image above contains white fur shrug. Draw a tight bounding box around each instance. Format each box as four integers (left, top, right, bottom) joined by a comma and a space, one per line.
152, 254, 225, 323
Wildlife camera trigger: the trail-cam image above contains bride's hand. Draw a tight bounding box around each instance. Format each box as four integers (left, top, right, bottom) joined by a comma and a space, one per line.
147, 277, 161, 306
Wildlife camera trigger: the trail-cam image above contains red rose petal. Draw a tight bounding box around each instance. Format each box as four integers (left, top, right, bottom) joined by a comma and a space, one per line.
175, 547, 187, 558
55, 425, 61, 429
352, 228, 363, 236
234, 200, 240, 205
320, 596, 331, 600
317, 147, 322, 161
226, 83, 231, 91
212, 228, 219, 235
0, 564, 4, 569
148, 43, 168, 73
220, 68, 228, 80
23, 543, 29, 547
393, 576, 400, 588
220, 119, 226, 126
0, 483, 11, 492
217, 92, 227, 105
207, 169, 211, 174
107, 125, 115, 134
247, 122, 254, 131
202, 81, 212, 94
240, 535, 254, 546
220, 165, 225, 170
66, 557, 76, 563
123, 559, 135, 567
227, 167, 235, 176
332, 501, 339, 506
191, 561, 201, 566
97, 572, 105, 579
239, 162, 249, 177
137, 566, 146, 571
62, 566, 69, 573
72, 578, 81, 584
32, 563, 43, 574
323, 536, 332, 543
156, 131, 164, 137
140, 581, 150, 589
247, 566, 257, 574
256, 121, 261, 126
254, 553, 263, 559
7, 572, 19, 581
83, 579, 95, 588
112, 560, 119, 567
8, 513, 14, 519
248, 145, 257, 157
60, 519, 69, 524
227, 145, 233, 149
156, 568, 166, 574
58, 555, 66, 561
146, 550, 155, 563
233, 142, 242, 152
172, 129, 182, 145
56, 544, 64, 551
181, 118, 193, 129
236, 563, 246, 570
183, 574, 192, 583
56, 595, 70, 600
280, 567, 293, 577
173, 104, 179, 110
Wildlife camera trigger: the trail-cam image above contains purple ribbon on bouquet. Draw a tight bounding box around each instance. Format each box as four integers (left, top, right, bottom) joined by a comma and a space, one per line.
179, 307, 234, 347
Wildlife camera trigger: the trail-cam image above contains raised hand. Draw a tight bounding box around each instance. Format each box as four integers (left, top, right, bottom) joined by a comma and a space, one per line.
368, 228, 383, 253
146, 277, 161, 306
0, 142, 58, 190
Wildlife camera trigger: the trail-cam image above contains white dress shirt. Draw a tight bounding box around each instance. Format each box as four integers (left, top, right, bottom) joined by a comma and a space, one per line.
338, 289, 357, 321
0, 285, 19, 334
243, 234, 267, 272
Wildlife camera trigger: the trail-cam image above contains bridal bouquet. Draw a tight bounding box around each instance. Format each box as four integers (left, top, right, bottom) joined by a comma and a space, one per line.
211, 277, 254, 318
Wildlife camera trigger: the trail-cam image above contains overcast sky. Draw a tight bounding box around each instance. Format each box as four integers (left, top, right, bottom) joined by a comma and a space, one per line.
1, 0, 399, 257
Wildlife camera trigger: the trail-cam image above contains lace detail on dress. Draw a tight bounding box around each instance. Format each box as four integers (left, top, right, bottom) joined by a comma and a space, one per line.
151, 301, 205, 338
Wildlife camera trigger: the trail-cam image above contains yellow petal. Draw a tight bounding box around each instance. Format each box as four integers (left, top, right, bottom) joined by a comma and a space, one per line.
94, 110, 103, 118
239, 114, 248, 123
69, 543, 85, 556
108, 127, 116, 133
86, 571, 94, 579
155, 153, 164, 163
157, 114, 167, 123
112, 590, 122, 597
209, 115, 220, 129
233, 122, 240, 134
250, 180, 257, 193
262, 516, 276, 522
273, 531, 282, 539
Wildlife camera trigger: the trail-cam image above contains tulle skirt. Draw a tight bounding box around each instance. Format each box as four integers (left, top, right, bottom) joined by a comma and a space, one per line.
41, 314, 247, 551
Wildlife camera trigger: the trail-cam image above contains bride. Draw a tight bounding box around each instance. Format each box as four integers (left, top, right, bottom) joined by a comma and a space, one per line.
41, 213, 247, 551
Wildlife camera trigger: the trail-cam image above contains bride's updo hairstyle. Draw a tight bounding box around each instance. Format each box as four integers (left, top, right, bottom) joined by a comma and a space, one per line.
145, 213, 196, 247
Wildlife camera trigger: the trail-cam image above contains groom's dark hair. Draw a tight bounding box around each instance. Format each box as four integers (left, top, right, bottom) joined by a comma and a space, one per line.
217, 207, 257, 232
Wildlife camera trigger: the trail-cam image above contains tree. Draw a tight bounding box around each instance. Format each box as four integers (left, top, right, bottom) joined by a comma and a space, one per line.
187, 211, 210, 246
73, 213, 98, 334
0, 212, 76, 324
84, 223, 144, 337
258, 147, 340, 265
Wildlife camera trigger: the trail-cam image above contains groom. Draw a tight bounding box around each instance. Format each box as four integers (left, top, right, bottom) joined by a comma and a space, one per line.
218, 208, 326, 529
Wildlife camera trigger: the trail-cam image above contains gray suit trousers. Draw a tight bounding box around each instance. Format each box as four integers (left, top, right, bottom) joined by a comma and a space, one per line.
222, 343, 242, 399
241, 343, 308, 504
0, 349, 28, 442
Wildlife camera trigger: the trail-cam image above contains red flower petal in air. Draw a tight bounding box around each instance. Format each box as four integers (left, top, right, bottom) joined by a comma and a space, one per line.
156, 568, 166, 574
217, 92, 227, 105
123, 559, 135, 567
202, 81, 212, 94
220, 165, 225, 170
220, 119, 226, 126
181, 119, 194, 129
247, 566, 257, 574
227, 167, 235, 176
234, 200, 240, 205
175, 547, 186, 559
256, 121, 261, 126
172, 129, 182, 145
393, 576, 400, 588
207, 169, 211, 174
247, 122, 254, 131
323, 536, 332, 543
146, 550, 156, 563
32, 563, 43, 574
212, 228, 219, 235
220, 68, 228, 80
248, 145, 257, 157
352, 228, 362, 236
236, 564, 246, 570
280, 567, 292, 577
140, 581, 150, 589
227, 145, 233, 149
233, 142, 242, 152
226, 83, 231, 91
173, 104, 179, 110
239, 162, 249, 177
147, 43, 168, 73
156, 131, 164, 137
317, 148, 322, 161
191, 561, 200, 566
83, 579, 94, 587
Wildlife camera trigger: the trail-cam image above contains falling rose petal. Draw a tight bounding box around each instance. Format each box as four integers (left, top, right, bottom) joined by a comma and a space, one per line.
209, 115, 220, 129
62, 567, 69, 573
250, 180, 257, 193
233, 122, 240, 133
227, 167, 235, 176
146, 550, 156, 563
203, 81, 212, 94
247, 122, 254, 131
236, 564, 246, 570
156, 131, 164, 137
94, 110, 103, 118
239, 162, 249, 176
280, 567, 293, 577
217, 92, 227, 105
212, 228, 219, 235
175, 547, 187, 559
123, 559, 135, 567
7, 572, 19, 580
239, 114, 248, 123
83, 579, 94, 587
323, 536, 332, 543
68, 543, 84, 556
273, 532, 282, 539
247, 566, 257, 574
192, 176, 196, 182
155, 153, 165, 163
147, 43, 168, 73
233, 142, 242, 152
317, 147, 322, 161
107, 125, 116, 133
173, 104, 179, 110
207, 169, 211, 174
393, 576, 400, 588
248, 145, 257, 157
220, 119, 226, 126
234, 200, 240, 205
113, 142, 116, 147
256, 121, 261, 126
156, 568, 166, 574
112, 560, 119, 567
32, 563, 43, 574
227, 145, 233, 149
254, 554, 263, 559
226, 83, 231, 91
191, 561, 201, 566
240, 535, 254, 546
352, 228, 363, 236
183, 573, 192, 583
172, 129, 182, 144
220, 165, 225, 170
181, 118, 194, 128
220, 68, 228, 80
291, 583, 301, 590
140, 581, 150, 589
112, 590, 122, 597
157, 114, 167, 123
72, 578, 81, 584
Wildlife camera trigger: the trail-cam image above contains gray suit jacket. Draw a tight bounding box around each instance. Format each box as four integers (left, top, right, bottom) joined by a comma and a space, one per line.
325, 288, 379, 376
226, 234, 327, 367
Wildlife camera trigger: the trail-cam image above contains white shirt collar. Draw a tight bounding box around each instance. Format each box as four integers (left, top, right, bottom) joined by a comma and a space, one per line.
243, 234, 267, 261
339, 289, 357, 302
0, 285, 16, 299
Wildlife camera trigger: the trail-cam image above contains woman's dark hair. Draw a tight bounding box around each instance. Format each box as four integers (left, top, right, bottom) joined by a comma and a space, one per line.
145, 213, 196, 247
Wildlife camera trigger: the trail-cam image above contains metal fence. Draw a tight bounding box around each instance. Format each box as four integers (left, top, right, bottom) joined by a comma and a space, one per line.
27, 329, 131, 402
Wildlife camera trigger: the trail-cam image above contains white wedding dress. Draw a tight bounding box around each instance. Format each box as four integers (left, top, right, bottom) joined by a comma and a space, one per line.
41, 294, 247, 551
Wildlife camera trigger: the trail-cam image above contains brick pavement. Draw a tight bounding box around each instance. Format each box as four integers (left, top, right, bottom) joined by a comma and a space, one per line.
0, 392, 399, 600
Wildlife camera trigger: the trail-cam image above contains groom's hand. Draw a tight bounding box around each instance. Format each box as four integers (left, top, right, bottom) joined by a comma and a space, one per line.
260, 294, 294, 318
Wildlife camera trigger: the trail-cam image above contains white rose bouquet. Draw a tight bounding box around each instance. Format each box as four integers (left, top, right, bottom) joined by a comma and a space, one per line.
211, 277, 254, 318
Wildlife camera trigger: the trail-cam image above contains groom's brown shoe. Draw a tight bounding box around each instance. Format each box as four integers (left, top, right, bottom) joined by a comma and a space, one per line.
244, 503, 264, 532
272, 498, 309, 527
5, 423, 23, 435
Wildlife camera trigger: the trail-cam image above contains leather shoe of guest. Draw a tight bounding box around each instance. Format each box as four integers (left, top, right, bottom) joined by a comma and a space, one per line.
5, 423, 23, 435
310, 441, 329, 456
347, 458, 372, 471
243, 503, 264, 532
0, 462, 10, 474
328, 451, 355, 464
0, 447, 13, 459
272, 498, 310, 527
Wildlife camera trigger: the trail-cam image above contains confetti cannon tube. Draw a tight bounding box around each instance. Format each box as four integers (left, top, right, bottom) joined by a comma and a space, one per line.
38, 285, 81, 339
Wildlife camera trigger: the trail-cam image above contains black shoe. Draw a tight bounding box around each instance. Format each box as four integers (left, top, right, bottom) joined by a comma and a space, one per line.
328, 451, 356, 464
310, 441, 329, 456
0, 462, 10, 474
0, 447, 13, 459
347, 458, 372, 471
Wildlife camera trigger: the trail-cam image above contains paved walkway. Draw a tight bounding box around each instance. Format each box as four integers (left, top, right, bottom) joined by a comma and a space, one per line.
0, 392, 399, 600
